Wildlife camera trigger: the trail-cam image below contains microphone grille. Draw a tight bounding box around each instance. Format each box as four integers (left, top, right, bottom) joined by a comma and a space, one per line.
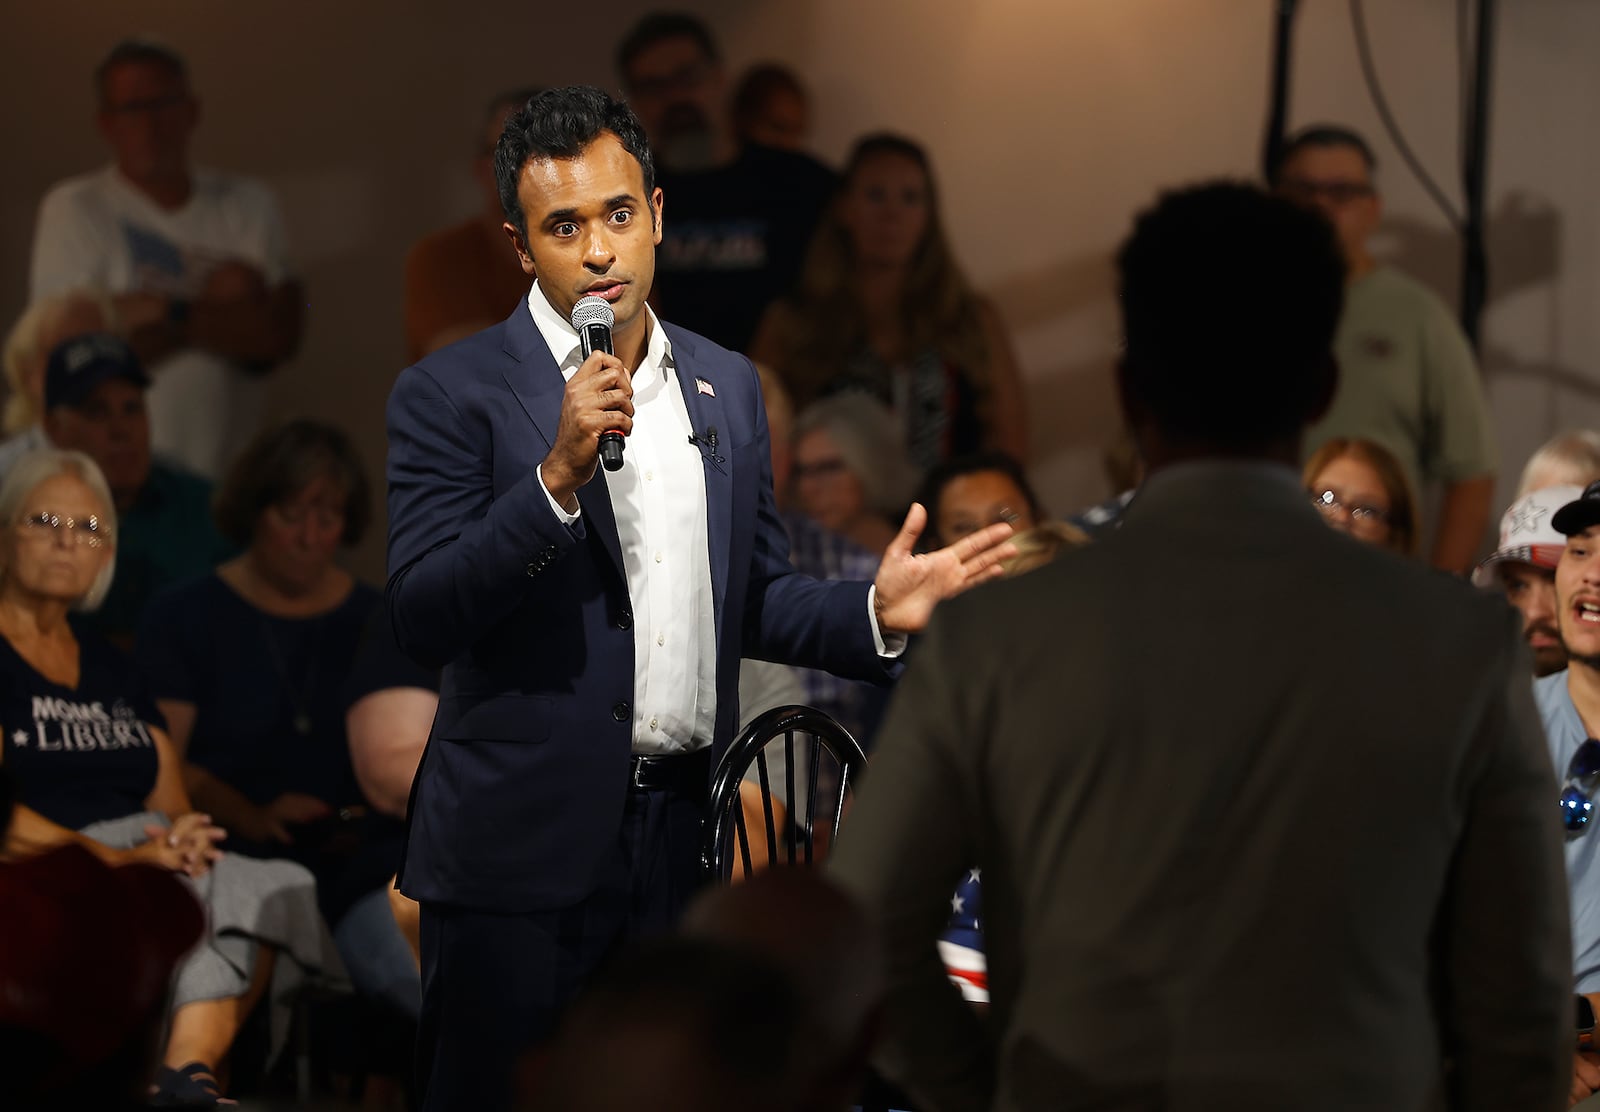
570, 295, 615, 331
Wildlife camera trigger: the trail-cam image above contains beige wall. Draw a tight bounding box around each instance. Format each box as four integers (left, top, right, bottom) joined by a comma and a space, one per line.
2, 0, 1596, 580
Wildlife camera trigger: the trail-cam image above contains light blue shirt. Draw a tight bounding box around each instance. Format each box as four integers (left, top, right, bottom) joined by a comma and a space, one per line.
1533, 670, 1600, 991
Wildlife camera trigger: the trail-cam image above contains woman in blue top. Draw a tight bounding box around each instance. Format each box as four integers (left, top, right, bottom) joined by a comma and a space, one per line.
138, 419, 417, 1021
0, 448, 339, 1106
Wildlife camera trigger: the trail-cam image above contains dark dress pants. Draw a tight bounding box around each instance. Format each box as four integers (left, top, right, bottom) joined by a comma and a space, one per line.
415, 778, 708, 1111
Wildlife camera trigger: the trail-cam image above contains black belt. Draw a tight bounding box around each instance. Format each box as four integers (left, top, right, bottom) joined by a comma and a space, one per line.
628, 746, 711, 795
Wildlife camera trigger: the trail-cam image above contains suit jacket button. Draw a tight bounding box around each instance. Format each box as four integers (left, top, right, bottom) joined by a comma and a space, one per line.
525, 562, 539, 576
616, 608, 633, 630
612, 701, 630, 722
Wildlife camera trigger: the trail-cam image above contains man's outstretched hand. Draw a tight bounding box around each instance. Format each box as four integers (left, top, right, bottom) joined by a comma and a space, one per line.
873, 503, 1017, 635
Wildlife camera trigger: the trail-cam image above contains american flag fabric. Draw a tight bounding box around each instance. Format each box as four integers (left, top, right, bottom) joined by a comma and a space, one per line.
938, 867, 988, 1003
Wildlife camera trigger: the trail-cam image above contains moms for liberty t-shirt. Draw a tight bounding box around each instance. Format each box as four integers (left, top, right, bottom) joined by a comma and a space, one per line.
0, 620, 165, 830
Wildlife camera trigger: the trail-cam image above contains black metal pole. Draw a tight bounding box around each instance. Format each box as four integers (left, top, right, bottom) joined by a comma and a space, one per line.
1261, 0, 1302, 181
1460, 0, 1495, 349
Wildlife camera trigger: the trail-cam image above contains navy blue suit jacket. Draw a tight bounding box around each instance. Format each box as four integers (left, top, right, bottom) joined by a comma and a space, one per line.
385, 302, 888, 911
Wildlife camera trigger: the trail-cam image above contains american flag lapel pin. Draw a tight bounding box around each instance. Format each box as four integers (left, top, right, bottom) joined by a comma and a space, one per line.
695, 377, 715, 397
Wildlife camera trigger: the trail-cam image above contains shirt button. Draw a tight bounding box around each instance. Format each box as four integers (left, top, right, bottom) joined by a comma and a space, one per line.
645, 470, 655, 482
657, 633, 665, 647
611, 702, 630, 722
649, 716, 659, 731
654, 551, 663, 563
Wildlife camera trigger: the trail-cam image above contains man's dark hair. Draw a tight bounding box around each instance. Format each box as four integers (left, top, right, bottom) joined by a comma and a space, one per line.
1270, 124, 1377, 185
1116, 182, 1345, 446
494, 85, 656, 241
916, 451, 1043, 547
213, 418, 371, 547
616, 11, 720, 83
94, 37, 187, 104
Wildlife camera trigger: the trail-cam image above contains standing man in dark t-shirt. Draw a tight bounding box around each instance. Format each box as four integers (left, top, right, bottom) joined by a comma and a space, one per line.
616, 12, 836, 353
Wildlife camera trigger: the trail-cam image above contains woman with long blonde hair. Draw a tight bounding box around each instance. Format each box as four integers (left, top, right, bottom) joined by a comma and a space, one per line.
751, 133, 1028, 470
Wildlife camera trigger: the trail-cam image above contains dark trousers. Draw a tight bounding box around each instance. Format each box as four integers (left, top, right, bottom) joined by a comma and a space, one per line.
415, 780, 708, 1111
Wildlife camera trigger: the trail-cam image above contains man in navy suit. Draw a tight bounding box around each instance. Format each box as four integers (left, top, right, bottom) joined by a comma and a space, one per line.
385, 86, 1014, 1110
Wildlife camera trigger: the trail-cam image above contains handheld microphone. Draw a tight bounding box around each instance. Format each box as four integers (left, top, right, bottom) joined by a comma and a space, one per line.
571, 295, 625, 472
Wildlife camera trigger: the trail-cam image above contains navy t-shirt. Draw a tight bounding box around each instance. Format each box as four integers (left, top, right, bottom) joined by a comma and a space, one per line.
654, 143, 837, 353
138, 574, 381, 808
0, 620, 166, 830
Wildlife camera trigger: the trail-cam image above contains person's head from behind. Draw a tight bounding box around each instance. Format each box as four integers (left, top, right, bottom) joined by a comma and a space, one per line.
616, 11, 725, 170
916, 451, 1042, 550
0, 449, 118, 614
475, 86, 544, 221
3, 290, 114, 436
525, 937, 803, 1112
495, 86, 662, 345
94, 37, 198, 187
40, 333, 152, 513
681, 871, 884, 1112
1270, 125, 1380, 271
1116, 182, 1343, 466
214, 419, 369, 596
1303, 438, 1417, 556
732, 63, 809, 152
0, 844, 203, 1107
791, 394, 917, 549
1474, 484, 1577, 677
1518, 430, 1600, 498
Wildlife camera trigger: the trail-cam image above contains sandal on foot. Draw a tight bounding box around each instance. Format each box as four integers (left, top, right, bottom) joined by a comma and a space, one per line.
151, 1061, 235, 1107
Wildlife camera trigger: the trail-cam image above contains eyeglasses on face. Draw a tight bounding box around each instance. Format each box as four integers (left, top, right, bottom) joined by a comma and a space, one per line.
16, 510, 108, 548
1561, 738, 1600, 837
1279, 179, 1376, 205
1309, 489, 1391, 526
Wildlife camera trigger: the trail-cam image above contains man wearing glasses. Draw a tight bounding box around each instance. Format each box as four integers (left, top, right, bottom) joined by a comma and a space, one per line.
28, 37, 303, 482
1536, 482, 1600, 1106
1272, 125, 1496, 576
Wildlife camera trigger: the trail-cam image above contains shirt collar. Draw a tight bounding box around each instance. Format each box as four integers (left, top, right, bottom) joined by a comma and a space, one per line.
526, 280, 672, 384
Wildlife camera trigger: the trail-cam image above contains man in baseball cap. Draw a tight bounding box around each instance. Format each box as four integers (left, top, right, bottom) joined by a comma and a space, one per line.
1475, 484, 1582, 677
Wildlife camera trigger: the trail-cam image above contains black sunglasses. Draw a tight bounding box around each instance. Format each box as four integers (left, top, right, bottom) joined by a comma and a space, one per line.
1560, 738, 1600, 837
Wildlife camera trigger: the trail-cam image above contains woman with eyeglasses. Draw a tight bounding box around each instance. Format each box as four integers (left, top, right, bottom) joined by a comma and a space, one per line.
136, 420, 419, 1028
1303, 437, 1418, 557
0, 448, 338, 1106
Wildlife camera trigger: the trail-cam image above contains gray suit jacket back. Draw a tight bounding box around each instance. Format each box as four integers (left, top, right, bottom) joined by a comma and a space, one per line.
833, 462, 1571, 1112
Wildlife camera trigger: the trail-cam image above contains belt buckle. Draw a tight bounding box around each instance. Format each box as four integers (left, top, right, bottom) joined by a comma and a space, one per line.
629, 754, 649, 790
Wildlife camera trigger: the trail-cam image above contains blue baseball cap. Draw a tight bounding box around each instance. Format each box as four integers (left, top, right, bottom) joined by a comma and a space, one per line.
44, 332, 150, 411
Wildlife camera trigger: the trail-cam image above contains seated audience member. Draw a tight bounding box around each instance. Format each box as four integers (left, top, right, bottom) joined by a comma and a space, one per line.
403, 86, 541, 362
0, 843, 204, 1110
616, 12, 836, 351
524, 937, 807, 1112
343, 606, 440, 973
39, 334, 231, 648
792, 394, 917, 558
1273, 124, 1495, 574
1475, 485, 1583, 678
1520, 430, 1600, 498
1303, 436, 1418, 555
751, 133, 1028, 468
787, 395, 915, 746
680, 871, 885, 1112
1530, 482, 1600, 1107
0, 289, 114, 476
0, 448, 340, 1106
137, 419, 418, 1021
915, 451, 1042, 550
29, 37, 305, 481
732, 63, 811, 153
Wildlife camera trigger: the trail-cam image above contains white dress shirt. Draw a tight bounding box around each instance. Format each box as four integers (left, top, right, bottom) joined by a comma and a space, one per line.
527, 282, 717, 754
